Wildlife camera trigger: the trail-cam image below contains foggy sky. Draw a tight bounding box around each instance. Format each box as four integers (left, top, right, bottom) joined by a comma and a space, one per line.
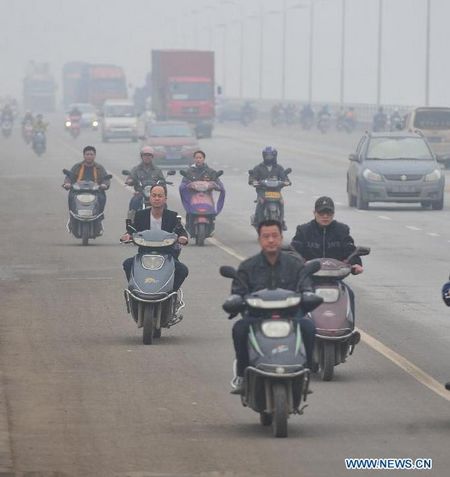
1, 0, 449, 107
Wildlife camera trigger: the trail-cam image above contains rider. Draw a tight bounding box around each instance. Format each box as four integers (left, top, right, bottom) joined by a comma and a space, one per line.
1, 104, 14, 124
32, 114, 48, 133
22, 110, 34, 126
125, 145, 165, 222
228, 219, 316, 394
179, 150, 225, 233
63, 146, 111, 227
121, 184, 189, 302
373, 106, 387, 131
390, 107, 403, 130
318, 105, 331, 120
248, 146, 290, 230
69, 105, 82, 124
290, 196, 363, 323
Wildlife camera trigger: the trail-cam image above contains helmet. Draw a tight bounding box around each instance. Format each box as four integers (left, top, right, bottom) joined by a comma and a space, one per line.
442, 281, 450, 306
262, 146, 277, 166
140, 145, 154, 156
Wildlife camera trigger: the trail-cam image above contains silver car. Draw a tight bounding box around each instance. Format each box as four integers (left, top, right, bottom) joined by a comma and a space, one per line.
347, 131, 445, 210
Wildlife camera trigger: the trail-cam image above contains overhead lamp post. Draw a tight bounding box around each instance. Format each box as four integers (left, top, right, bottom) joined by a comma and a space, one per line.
425, 0, 431, 106
376, 0, 383, 106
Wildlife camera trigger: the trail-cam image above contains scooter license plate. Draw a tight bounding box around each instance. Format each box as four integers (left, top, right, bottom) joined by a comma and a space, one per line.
265, 191, 281, 199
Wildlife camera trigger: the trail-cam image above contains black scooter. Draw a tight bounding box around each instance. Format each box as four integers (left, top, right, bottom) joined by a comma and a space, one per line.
62, 169, 112, 246
220, 261, 323, 438
123, 228, 184, 344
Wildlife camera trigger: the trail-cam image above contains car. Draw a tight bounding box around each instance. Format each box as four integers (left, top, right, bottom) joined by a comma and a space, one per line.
101, 99, 138, 142
65, 103, 99, 130
347, 131, 445, 210
143, 121, 199, 167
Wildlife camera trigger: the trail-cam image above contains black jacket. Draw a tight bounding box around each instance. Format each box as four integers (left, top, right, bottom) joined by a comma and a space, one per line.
248, 163, 288, 185
231, 251, 312, 297
184, 164, 219, 181
129, 208, 187, 237
291, 219, 362, 266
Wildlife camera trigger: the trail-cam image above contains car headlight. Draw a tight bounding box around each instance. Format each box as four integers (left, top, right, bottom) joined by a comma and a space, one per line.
261, 321, 291, 338
424, 169, 442, 182
65, 121, 71, 127
141, 254, 165, 270
92, 120, 99, 127
77, 194, 96, 204
362, 168, 383, 182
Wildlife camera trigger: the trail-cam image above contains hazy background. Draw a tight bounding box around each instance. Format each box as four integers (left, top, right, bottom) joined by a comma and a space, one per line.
1, 0, 450, 106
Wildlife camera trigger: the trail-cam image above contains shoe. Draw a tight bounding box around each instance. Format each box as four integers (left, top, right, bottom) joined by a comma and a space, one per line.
230, 376, 244, 395
174, 289, 185, 316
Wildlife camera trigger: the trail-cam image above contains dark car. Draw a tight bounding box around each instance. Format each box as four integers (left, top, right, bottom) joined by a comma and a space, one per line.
347, 131, 445, 210
144, 121, 199, 167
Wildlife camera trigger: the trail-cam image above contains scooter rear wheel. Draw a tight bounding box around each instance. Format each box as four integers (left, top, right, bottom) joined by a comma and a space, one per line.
272, 383, 288, 438
320, 341, 335, 381
81, 223, 89, 246
195, 223, 206, 246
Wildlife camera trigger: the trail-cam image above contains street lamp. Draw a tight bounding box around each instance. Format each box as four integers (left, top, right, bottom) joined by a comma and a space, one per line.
425, 0, 431, 106
340, 0, 346, 105
376, 0, 383, 106
216, 23, 227, 94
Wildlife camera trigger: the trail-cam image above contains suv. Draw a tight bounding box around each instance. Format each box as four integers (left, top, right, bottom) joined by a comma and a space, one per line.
347, 131, 445, 210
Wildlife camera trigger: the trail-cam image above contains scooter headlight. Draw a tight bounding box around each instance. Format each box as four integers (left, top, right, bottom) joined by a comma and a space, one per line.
77, 194, 96, 205
92, 120, 99, 127
141, 254, 165, 270
65, 120, 72, 127
261, 321, 291, 338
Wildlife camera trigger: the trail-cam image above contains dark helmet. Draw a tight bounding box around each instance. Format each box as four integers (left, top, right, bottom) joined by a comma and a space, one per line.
262, 146, 278, 165
442, 281, 450, 306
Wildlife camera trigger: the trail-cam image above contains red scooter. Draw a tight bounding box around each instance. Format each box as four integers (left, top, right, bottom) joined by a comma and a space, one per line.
309, 246, 370, 381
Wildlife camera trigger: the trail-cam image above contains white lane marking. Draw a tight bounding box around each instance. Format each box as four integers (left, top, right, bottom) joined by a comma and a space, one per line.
406, 226, 422, 231
56, 277, 113, 281
209, 236, 450, 403
295, 190, 305, 194
359, 330, 450, 402
232, 167, 240, 172
427, 232, 440, 237
378, 215, 392, 220
334, 201, 343, 206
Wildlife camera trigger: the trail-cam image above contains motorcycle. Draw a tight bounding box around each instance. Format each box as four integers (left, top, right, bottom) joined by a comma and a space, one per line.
66, 117, 81, 138
220, 260, 323, 438
300, 114, 314, 130
390, 114, 403, 131
122, 169, 176, 210
22, 122, 33, 144
317, 114, 331, 134
1, 119, 12, 138
122, 228, 185, 345
32, 131, 46, 155
307, 246, 370, 381
62, 168, 112, 246
179, 170, 225, 246
249, 168, 291, 230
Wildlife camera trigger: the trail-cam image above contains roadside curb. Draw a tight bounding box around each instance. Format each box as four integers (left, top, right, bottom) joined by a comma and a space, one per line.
0, 371, 13, 472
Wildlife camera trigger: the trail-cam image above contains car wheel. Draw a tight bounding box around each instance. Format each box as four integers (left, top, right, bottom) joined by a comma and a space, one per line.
347, 179, 356, 207
431, 196, 444, 210
421, 201, 431, 208
356, 184, 369, 210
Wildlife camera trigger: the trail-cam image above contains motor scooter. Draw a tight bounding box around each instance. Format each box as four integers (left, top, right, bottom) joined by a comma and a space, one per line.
22, 122, 33, 144
32, 131, 46, 155
249, 168, 291, 230
1, 119, 12, 138
317, 114, 331, 134
66, 117, 81, 138
62, 169, 112, 246
220, 260, 323, 438
308, 246, 370, 381
179, 170, 225, 246
122, 228, 185, 344
122, 169, 175, 210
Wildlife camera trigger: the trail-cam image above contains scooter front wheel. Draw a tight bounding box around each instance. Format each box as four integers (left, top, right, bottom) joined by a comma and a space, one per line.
81, 222, 89, 246
143, 304, 155, 345
272, 382, 288, 438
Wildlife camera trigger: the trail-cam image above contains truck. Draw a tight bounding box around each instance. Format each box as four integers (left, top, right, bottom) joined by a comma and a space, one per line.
23, 62, 57, 112
151, 50, 215, 138
62, 62, 127, 109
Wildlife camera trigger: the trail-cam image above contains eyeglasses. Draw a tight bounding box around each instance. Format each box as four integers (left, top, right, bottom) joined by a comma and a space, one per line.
316, 210, 334, 216
141, 153, 153, 158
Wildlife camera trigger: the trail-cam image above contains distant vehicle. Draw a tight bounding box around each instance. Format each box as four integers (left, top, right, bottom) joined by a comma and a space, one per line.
347, 131, 445, 210
143, 121, 199, 167
151, 50, 215, 138
217, 100, 257, 125
404, 107, 450, 168
101, 99, 138, 142
65, 103, 99, 130
23, 62, 56, 112
62, 62, 127, 109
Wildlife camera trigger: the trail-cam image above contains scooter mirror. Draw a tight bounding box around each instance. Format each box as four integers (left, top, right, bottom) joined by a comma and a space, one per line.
122, 170, 131, 176
301, 292, 323, 313
248, 170, 253, 175
285, 168, 292, 175
179, 170, 187, 177
167, 170, 176, 176
219, 265, 238, 279
216, 170, 224, 177
355, 246, 371, 257
105, 174, 113, 180
297, 259, 321, 287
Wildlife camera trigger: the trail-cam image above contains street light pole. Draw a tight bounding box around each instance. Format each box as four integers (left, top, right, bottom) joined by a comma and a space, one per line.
308, 0, 315, 104
425, 0, 431, 106
239, 18, 244, 98
259, 0, 264, 100
376, 0, 383, 106
281, 0, 287, 100
340, 0, 346, 105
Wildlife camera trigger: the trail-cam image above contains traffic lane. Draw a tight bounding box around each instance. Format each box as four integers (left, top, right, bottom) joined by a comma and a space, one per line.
1, 173, 450, 477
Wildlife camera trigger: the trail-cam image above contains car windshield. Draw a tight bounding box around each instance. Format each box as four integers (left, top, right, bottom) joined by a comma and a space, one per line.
104, 105, 135, 117
75, 104, 95, 113
366, 137, 433, 160
414, 109, 450, 130
149, 124, 193, 138
169, 82, 212, 101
